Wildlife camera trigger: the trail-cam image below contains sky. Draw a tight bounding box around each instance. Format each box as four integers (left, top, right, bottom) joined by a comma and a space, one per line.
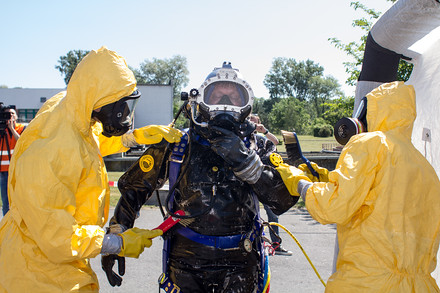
0, 0, 394, 98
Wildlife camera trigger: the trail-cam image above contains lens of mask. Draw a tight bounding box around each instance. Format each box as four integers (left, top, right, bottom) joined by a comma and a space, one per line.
203, 81, 249, 107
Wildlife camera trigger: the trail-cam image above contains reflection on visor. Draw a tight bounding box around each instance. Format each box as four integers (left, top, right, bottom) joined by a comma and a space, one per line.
127, 98, 138, 122
204, 81, 249, 107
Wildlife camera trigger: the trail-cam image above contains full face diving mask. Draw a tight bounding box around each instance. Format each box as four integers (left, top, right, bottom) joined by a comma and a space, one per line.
334, 96, 368, 145
188, 62, 254, 133
92, 90, 141, 137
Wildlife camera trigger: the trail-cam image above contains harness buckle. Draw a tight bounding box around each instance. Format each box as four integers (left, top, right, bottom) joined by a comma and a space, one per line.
169, 154, 185, 164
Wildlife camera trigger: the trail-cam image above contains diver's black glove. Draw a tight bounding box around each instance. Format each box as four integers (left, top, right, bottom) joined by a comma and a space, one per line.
209, 126, 263, 184
101, 254, 125, 287
101, 223, 127, 287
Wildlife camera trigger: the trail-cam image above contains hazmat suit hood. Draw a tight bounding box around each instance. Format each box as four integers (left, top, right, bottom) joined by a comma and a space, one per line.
365, 81, 416, 139
0, 47, 137, 292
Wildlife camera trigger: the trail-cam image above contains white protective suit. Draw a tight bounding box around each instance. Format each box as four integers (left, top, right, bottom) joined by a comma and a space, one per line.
0, 47, 139, 292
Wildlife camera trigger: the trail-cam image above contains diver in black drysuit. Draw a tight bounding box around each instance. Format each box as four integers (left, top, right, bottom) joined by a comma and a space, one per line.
101, 62, 299, 293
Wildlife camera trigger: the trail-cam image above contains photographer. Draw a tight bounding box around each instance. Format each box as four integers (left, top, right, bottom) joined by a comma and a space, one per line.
0, 105, 25, 215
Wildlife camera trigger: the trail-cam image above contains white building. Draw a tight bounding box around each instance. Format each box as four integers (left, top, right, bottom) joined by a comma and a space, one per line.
0, 84, 174, 127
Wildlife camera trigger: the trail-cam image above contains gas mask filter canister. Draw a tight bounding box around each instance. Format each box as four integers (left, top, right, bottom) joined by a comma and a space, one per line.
333, 97, 368, 145
334, 117, 366, 145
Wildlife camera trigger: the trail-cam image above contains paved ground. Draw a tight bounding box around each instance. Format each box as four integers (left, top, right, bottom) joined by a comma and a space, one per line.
91, 206, 337, 293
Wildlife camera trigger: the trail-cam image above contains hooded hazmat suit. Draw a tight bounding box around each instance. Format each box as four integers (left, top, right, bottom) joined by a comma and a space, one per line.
284, 82, 440, 292
0, 47, 141, 292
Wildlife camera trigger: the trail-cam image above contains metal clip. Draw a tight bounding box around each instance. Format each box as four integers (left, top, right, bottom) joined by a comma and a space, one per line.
169, 154, 185, 164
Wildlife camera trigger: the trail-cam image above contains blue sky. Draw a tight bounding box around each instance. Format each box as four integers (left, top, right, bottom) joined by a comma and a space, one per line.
0, 0, 393, 98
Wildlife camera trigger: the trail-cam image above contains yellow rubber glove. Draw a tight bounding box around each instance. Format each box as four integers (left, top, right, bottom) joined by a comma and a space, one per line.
133, 125, 182, 145
298, 162, 329, 182
276, 163, 311, 196
118, 228, 163, 258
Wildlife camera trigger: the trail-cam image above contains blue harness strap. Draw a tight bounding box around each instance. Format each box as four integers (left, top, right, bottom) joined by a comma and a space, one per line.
176, 227, 244, 249
159, 132, 188, 293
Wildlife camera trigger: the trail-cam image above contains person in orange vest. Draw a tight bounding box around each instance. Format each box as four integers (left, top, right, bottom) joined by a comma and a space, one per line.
0, 105, 25, 215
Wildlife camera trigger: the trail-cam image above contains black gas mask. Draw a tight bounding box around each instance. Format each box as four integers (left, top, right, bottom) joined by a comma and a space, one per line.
334, 97, 368, 145
92, 90, 141, 137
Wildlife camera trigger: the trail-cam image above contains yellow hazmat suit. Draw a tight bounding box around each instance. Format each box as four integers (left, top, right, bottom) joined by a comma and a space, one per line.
0, 47, 145, 292
287, 82, 440, 292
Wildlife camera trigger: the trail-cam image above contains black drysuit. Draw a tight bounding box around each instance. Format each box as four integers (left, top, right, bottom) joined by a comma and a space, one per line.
110, 129, 298, 292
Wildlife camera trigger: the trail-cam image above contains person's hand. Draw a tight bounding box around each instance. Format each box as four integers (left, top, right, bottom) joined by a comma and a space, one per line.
298, 162, 329, 182
133, 125, 182, 145
209, 126, 250, 169
209, 126, 263, 184
276, 163, 311, 196
118, 228, 163, 258
7, 118, 16, 131
255, 123, 267, 133
101, 254, 125, 287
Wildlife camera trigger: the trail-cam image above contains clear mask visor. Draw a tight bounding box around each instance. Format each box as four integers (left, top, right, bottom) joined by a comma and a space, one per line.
126, 98, 138, 125
203, 81, 249, 107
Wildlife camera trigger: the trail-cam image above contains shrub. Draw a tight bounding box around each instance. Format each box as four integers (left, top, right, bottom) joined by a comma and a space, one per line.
312, 121, 333, 137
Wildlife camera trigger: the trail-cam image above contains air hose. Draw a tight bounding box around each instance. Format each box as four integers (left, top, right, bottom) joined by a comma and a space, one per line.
268, 222, 327, 287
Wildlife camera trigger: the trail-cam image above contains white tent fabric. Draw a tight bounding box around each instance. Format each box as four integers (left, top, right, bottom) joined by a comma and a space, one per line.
370, 0, 440, 60
354, 0, 440, 109
408, 29, 440, 172
407, 29, 440, 281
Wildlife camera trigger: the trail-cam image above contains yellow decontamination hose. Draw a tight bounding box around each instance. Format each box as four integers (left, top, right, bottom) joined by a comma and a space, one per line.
268, 222, 327, 287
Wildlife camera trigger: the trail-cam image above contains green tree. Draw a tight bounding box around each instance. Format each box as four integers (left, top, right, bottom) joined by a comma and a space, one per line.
264, 58, 324, 100
252, 97, 279, 127
322, 96, 355, 126
268, 97, 312, 135
55, 50, 90, 85
134, 55, 189, 99
308, 75, 342, 117
264, 57, 341, 118
133, 55, 189, 128
329, 0, 412, 86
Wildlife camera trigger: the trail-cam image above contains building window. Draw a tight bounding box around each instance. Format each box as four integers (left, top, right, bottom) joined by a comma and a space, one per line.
17, 109, 38, 123
40, 97, 47, 103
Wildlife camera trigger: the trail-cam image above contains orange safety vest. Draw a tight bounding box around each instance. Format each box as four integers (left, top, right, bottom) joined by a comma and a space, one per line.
0, 124, 25, 172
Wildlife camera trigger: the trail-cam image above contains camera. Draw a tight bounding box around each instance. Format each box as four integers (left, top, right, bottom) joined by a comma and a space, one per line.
0, 103, 16, 132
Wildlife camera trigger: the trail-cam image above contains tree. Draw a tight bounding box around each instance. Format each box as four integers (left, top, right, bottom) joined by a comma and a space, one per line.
329, 0, 412, 86
264, 58, 324, 100
268, 97, 313, 135
252, 97, 279, 126
322, 96, 355, 126
264, 57, 342, 118
308, 75, 342, 117
55, 50, 90, 85
133, 55, 190, 128
134, 55, 189, 99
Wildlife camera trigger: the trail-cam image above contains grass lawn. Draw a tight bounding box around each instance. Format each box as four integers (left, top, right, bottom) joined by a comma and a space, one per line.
108, 171, 124, 206
275, 134, 338, 153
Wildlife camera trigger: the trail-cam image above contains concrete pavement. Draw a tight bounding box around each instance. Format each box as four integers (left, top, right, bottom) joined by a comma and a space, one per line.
91, 206, 336, 293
